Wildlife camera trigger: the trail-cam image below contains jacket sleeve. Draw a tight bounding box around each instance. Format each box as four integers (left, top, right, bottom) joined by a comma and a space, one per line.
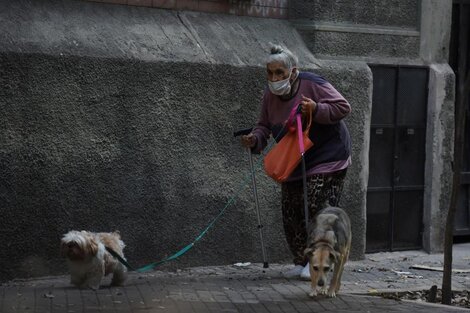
311, 82, 351, 124
251, 92, 271, 154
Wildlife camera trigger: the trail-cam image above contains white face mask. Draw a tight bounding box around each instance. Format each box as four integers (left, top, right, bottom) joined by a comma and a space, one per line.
268, 70, 293, 96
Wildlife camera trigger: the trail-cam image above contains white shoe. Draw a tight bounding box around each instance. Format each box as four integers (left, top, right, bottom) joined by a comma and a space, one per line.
300, 263, 311, 280
283, 265, 304, 278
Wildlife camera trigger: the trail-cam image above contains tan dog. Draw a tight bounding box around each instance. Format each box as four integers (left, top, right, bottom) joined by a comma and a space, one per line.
304, 205, 351, 298
61, 230, 127, 290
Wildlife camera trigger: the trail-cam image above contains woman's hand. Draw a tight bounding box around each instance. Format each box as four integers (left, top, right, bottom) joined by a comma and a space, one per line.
300, 95, 316, 118
241, 133, 257, 148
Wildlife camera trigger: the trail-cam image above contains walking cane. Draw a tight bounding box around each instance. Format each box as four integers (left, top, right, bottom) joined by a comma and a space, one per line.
295, 105, 309, 231
234, 128, 269, 268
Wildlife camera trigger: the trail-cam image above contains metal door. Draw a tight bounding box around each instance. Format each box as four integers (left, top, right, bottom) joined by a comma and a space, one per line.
366, 65, 428, 252
450, 0, 470, 237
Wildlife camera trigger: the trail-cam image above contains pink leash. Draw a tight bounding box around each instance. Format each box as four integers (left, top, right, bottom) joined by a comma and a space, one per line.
296, 106, 309, 231
296, 113, 305, 155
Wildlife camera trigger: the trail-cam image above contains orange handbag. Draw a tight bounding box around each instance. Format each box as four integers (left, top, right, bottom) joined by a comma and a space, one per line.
263, 105, 314, 183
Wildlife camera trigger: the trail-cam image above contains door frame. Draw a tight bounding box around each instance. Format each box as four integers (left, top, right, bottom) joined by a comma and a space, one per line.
450, 0, 470, 236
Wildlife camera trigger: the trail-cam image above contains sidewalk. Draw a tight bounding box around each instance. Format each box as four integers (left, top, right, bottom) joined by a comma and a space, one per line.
1, 244, 469, 313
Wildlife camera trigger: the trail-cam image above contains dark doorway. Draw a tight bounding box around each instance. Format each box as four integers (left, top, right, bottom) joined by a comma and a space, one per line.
366, 65, 428, 252
449, 0, 470, 237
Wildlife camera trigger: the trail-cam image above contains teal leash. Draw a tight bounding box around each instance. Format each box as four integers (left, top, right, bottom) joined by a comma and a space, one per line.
108, 127, 285, 273
105, 246, 135, 271
134, 144, 271, 273
135, 169, 252, 273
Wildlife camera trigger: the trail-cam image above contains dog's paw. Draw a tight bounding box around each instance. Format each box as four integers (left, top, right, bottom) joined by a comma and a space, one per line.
309, 290, 318, 298
327, 290, 336, 298
319, 287, 328, 295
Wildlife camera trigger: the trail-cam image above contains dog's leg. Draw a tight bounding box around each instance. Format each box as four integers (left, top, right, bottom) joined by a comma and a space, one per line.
309, 289, 318, 298
328, 252, 349, 297
85, 263, 105, 290
309, 279, 318, 297
86, 275, 103, 290
327, 273, 338, 297
308, 264, 318, 298
327, 260, 343, 298
309, 288, 318, 297
332, 256, 345, 295
111, 264, 127, 286
69, 266, 86, 287
70, 273, 85, 287
335, 249, 350, 293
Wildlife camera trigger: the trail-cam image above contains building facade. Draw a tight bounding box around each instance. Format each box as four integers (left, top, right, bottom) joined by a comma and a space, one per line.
0, 0, 456, 281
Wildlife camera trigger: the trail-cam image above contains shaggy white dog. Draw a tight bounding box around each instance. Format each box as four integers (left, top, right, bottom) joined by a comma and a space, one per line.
61, 230, 127, 290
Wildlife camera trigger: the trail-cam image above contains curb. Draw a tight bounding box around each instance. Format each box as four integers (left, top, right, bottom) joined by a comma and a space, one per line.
400, 299, 470, 311
344, 287, 469, 295
349, 292, 470, 311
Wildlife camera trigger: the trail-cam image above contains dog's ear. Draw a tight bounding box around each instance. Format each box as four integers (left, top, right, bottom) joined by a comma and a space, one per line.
304, 247, 314, 257
87, 237, 99, 256
329, 251, 339, 263
60, 240, 68, 257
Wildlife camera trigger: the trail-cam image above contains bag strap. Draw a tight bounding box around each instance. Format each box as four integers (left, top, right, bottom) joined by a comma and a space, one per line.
286, 101, 314, 132
296, 103, 314, 155
295, 102, 313, 133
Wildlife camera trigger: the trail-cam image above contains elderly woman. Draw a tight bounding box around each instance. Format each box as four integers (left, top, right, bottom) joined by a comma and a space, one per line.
241, 45, 351, 279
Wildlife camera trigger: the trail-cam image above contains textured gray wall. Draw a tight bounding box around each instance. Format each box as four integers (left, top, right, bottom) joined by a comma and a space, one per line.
420, 0, 453, 63
0, 0, 455, 282
297, 30, 420, 59
0, 52, 370, 280
419, 0, 454, 252
0, 52, 291, 280
0, 0, 318, 66
423, 64, 455, 252
292, 0, 456, 254
0, 0, 371, 281
289, 0, 419, 27
289, 0, 421, 59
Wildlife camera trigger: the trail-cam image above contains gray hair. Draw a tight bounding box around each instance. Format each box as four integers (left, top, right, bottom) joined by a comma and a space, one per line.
267, 44, 298, 70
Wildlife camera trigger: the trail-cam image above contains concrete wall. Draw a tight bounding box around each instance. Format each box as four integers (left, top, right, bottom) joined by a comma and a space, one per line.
0, 0, 455, 282
0, 52, 288, 280
83, 0, 289, 18
420, 0, 454, 252
290, 0, 455, 254
289, 0, 420, 59
289, 0, 419, 27
423, 64, 455, 252
420, 0, 454, 63
0, 0, 370, 281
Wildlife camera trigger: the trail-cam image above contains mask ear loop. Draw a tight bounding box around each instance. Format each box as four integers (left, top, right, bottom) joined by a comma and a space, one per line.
290, 68, 299, 83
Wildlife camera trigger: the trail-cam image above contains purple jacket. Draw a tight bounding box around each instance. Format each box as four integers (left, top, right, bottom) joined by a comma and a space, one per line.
252, 72, 351, 180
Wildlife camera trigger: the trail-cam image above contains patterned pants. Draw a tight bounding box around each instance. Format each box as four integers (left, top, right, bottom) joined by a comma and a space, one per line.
281, 169, 347, 266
